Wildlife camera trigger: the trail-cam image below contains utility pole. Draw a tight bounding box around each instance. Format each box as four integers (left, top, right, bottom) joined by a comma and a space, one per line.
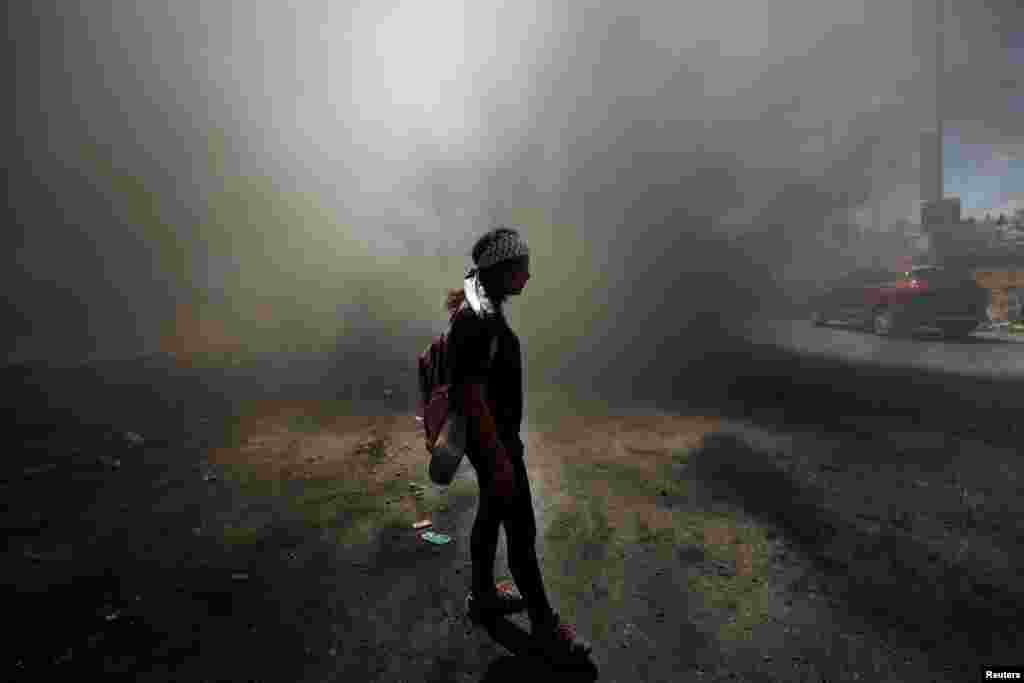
935, 0, 944, 203
920, 0, 944, 207
920, 0, 957, 264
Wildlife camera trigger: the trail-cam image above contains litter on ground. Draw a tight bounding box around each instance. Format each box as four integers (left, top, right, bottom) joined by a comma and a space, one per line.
420, 531, 451, 545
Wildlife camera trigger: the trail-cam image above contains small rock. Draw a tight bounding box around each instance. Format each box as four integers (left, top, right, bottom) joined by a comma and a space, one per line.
328, 648, 337, 656
712, 560, 735, 577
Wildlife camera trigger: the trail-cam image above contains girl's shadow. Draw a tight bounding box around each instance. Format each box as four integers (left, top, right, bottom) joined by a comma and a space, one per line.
480, 655, 597, 682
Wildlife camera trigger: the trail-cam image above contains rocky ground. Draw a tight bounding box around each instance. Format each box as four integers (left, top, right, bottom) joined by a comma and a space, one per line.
3, 353, 1022, 682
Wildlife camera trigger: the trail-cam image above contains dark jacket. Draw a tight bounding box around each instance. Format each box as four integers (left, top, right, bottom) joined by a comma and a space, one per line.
447, 306, 524, 457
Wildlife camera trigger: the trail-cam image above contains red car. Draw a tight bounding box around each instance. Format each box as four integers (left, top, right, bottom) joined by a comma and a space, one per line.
810, 264, 989, 338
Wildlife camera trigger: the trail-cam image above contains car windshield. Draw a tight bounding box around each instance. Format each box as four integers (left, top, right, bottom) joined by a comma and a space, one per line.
905, 265, 978, 287
908, 266, 941, 278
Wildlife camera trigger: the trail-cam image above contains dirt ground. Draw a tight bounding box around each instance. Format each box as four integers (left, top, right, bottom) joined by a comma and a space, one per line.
2, 344, 1024, 679
4, 359, 1022, 682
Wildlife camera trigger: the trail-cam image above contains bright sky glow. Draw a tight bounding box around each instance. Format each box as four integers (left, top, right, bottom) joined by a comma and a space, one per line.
347, 1, 471, 143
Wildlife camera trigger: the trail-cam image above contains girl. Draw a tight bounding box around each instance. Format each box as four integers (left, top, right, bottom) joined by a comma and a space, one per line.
447, 227, 591, 657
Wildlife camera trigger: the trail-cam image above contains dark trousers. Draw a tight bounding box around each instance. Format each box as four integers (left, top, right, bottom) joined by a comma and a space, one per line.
466, 442, 551, 619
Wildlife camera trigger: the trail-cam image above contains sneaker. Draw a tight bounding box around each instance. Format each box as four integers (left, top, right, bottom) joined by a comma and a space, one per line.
532, 610, 592, 656
468, 581, 527, 620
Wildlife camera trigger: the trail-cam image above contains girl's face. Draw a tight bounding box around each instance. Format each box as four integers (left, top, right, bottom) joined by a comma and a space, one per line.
506, 256, 531, 295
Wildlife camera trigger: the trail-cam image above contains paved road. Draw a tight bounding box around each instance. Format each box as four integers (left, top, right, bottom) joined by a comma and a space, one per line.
741, 317, 1024, 380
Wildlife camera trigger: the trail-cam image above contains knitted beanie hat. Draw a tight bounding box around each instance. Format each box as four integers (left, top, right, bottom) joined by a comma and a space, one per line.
473, 229, 529, 271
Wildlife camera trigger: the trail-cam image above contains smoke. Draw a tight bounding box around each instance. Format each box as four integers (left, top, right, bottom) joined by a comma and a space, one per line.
6, 1, 1021, 394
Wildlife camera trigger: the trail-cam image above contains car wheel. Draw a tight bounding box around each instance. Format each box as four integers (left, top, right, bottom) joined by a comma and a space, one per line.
872, 307, 895, 336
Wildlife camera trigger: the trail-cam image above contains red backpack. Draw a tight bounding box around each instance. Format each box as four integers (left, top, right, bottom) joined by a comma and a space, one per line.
416, 307, 497, 452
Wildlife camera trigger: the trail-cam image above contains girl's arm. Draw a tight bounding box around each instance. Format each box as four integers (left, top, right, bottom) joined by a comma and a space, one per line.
460, 382, 515, 497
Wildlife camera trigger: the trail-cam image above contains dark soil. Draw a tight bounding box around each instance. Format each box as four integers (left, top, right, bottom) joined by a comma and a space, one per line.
4, 347, 1023, 682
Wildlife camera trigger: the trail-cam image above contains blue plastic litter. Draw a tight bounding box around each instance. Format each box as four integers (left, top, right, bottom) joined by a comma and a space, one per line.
420, 531, 451, 545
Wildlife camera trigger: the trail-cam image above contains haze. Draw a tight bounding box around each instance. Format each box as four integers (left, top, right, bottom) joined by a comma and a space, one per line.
6, 0, 1022, 397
